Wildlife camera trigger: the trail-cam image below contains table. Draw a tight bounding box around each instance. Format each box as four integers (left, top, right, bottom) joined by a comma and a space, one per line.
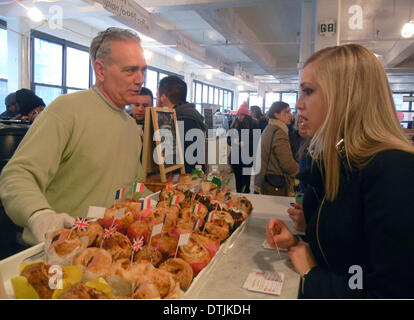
184, 194, 301, 299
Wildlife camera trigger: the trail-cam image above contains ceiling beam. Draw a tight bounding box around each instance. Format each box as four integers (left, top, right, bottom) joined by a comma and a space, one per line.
136, 0, 274, 12
383, 40, 414, 67
198, 7, 278, 78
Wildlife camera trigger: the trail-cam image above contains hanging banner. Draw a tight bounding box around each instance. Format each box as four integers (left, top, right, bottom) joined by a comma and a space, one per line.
174, 32, 206, 62
96, 0, 151, 33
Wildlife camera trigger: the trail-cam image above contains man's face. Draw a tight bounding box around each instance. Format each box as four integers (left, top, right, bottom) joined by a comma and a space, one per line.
95, 41, 147, 108
131, 94, 152, 122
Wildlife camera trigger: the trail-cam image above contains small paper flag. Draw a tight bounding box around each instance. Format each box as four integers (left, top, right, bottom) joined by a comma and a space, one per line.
72, 217, 90, 232
169, 196, 180, 207
151, 223, 163, 237
192, 204, 202, 215
192, 219, 202, 231
133, 182, 145, 193
115, 207, 126, 220
103, 227, 117, 240
115, 188, 125, 201
140, 198, 152, 210
207, 210, 215, 222
132, 236, 144, 252
177, 233, 191, 247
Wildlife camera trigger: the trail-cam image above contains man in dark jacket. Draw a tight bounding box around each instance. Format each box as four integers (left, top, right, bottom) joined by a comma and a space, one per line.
1, 92, 19, 119
157, 76, 206, 173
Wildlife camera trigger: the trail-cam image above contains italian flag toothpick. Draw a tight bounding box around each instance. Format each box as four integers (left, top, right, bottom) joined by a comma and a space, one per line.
169, 195, 180, 207
133, 182, 145, 193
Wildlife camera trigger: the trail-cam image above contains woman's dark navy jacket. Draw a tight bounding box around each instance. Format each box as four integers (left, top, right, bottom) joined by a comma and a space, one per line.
300, 149, 414, 298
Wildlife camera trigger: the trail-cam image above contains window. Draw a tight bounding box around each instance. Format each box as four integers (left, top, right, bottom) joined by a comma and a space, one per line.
31, 31, 92, 106
264, 91, 298, 113
192, 80, 234, 113
393, 92, 414, 128
0, 20, 7, 114
143, 66, 183, 106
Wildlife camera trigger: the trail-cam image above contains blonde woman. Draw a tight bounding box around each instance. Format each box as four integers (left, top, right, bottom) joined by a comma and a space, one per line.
266, 44, 414, 298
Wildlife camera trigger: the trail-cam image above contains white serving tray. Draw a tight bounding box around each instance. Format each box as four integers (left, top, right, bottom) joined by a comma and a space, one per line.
0, 191, 248, 299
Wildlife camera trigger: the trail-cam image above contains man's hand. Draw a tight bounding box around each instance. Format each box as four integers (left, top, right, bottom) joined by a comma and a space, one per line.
266, 218, 298, 250
28, 209, 75, 243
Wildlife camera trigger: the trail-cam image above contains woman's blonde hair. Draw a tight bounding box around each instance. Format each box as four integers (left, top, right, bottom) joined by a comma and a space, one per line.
304, 43, 414, 201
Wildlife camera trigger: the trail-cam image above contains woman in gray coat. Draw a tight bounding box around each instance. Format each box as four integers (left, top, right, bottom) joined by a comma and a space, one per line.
255, 101, 298, 196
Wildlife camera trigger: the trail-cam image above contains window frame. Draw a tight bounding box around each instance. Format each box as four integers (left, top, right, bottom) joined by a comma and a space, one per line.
30, 30, 92, 96
192, 80, 234, 112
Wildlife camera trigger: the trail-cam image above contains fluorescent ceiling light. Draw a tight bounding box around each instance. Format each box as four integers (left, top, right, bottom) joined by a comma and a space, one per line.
27, 7, 44, 22
206, 72, 212, 80
175, 54, 183, 62
401, 21, 414, 38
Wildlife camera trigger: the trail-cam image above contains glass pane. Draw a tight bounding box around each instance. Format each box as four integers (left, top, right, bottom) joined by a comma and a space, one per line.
35, 85, 62, 106
0, 79, 7, 114
281, 92, 298, 112
145, 69, 158, 100
195, 103, 202, 113
66, 47, 89, 89
208, 86, 214, 103
67, 88, 83, 94
214, 88, 219, 104
249, 92, 263, 110
196, 83, 202, 104
228, 91, 233, 109
202, 85, 208, 103
223, 92, 228, 108
219, 89, 223, 107
393, 93, 410, 111
238, 92, 249, 109
265, 92, 280, 112
34, 38, 63, 86
0, 28, 7, 80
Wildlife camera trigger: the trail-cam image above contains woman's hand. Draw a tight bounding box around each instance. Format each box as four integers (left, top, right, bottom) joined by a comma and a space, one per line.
287, 203, 306, 232
266, 218, 298, 250
288, 241, 316, 277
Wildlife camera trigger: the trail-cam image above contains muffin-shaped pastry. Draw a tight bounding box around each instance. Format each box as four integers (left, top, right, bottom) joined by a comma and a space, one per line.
58, 282, 110, 299
100, 231, 132, 261
211, 210, 235, 230
133, 245, 163, 267
105, 259, 153, 297
180, 202, 208, 221
191, 232, 220, 258
150, 232, 178, 259
45, 229, 87, 266
71, 221, 104, 247
152, 207, 177, 233
232, 196, 252, 216
73, 248, 112, 281
127, 220, 151, 244
159, 258, 194, 290
204, 220, 230, 243
156, 201, 180, 217
178, 236, 211, 276
159, 189, 185, 204
145, 267, 180, 299
131, 278, 161, 299
20, 262, 55, 299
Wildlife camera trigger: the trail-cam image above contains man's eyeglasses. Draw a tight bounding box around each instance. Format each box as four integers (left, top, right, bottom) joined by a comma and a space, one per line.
94, 28, 115, 61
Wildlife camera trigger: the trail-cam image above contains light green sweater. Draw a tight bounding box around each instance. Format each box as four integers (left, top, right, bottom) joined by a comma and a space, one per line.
0, 88, 151, 245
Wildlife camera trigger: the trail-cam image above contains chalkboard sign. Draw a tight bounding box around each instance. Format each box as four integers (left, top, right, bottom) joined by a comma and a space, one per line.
145, 107, 185, 182
203, 107, 214, 130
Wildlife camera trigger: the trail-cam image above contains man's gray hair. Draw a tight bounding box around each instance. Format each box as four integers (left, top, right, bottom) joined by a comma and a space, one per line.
90, 27, 141, 64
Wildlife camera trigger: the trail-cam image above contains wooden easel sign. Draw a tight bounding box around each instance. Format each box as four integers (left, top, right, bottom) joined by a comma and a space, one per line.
143, 107, 185, 182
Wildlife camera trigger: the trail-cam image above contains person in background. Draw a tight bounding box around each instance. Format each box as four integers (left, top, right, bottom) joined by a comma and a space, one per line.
250, 105, 268, 133
254, 101, 298, 196
0, 92, 19, 119
157, 75, 206, 173
131, 86, 153, 127
408, 116, 414, 129
0, 27, 151, 246
16, 89, 46, 123
227, 102, 256, 193
266, 44, 414, 298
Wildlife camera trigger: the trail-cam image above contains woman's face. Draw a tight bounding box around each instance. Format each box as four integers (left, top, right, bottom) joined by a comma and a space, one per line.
274, 107, 292, 125
237, 114, 245, 122
296, 63, 328, 136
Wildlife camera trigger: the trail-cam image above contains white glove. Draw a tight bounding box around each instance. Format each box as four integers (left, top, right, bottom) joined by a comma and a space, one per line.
28, 209, 75, 243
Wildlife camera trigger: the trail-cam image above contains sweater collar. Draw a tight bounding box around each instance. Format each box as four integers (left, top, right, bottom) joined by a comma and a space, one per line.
92, 86, 124, 113
269, 118, 289, 134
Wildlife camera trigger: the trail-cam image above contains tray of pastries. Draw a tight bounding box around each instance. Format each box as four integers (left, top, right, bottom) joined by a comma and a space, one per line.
0, 174, 253, 299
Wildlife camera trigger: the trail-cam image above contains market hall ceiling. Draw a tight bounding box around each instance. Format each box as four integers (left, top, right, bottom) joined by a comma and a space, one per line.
2, 0, 414, 89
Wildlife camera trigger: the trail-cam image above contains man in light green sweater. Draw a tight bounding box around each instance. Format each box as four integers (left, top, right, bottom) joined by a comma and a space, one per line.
0, 28, 151, 245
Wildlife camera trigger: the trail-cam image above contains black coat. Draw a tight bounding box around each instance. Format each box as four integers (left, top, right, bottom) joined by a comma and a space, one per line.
301, 149, 414, 298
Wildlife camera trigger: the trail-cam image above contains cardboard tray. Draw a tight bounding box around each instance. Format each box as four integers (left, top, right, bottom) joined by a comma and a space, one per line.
0, 191, 248, 299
